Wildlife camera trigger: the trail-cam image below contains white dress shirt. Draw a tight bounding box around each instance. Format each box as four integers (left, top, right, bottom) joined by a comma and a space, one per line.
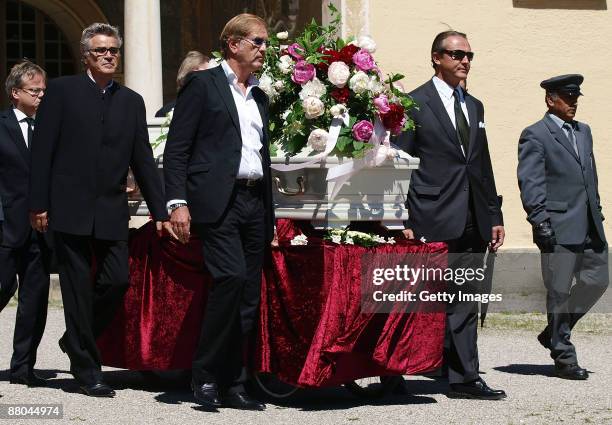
220, 60, 264, 180
12, 107, 34, 147
432, 76, 470, 156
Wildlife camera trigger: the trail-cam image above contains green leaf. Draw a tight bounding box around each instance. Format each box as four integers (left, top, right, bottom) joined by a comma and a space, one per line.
335, 135, 352, 152
352, 141, 365, 150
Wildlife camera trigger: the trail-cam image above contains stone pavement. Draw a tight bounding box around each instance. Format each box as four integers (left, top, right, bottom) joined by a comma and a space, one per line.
0, 307, 610, 425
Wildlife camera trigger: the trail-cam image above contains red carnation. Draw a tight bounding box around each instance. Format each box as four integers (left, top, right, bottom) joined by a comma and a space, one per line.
331, 87, 350, 104
380, 103, 406, 135
339, 44, 359, 64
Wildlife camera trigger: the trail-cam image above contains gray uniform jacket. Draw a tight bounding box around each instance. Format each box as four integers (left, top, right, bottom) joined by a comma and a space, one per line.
517, 113, 605, 245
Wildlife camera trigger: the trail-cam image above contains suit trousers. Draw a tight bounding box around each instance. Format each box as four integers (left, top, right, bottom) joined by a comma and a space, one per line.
0, 231, 50, 378
540, 231, 609, 366
54, 232, 129, 385
445, 217, 487, 385
191, 183, 265, 392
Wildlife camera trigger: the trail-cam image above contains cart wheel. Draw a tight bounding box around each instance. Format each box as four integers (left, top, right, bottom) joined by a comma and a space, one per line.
344, 375, 402, 399
252, 372, 299, 399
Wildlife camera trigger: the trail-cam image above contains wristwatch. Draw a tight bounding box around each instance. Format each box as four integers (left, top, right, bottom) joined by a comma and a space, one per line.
169, 202, 187, 211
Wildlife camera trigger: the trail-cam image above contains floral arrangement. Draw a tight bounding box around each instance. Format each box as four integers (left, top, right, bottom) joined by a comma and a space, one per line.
324, 228, 396, 247
259, 4, 415, 159
151, 110, 173, 152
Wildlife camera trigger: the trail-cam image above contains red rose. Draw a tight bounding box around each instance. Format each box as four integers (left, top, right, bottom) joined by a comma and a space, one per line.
380, 103, 406, 135
316, 48, 341, 72
331, 87, 350, 104
339, 44, 359, 64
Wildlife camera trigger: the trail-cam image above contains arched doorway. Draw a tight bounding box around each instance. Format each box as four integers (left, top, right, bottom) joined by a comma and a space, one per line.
0, 0, 108, 109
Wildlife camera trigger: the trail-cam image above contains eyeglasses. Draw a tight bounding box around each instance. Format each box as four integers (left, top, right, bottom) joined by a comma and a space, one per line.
88, 47, 120, 57
240, 37, 268, 48
440, 49, 474, 62
19, 87, 45, 97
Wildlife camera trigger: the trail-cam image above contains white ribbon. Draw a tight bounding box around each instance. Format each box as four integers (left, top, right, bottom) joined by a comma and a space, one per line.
270, 114, 412, 201
270, 112, 349, 172
326, 117, 411, 200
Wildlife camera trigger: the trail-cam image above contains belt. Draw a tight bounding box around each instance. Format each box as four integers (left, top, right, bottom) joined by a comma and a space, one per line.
235, 178, 262, 187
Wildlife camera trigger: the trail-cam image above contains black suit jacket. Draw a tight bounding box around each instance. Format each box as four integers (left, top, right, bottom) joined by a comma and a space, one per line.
0, 108, 34, 247
163, 65, 275, 242
395, 80, 503, 242
29, 74, 168, 241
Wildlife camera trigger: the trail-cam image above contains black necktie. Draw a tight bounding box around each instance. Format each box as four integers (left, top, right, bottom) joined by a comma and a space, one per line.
23, 116, 34, 148
453, 88, 470, 155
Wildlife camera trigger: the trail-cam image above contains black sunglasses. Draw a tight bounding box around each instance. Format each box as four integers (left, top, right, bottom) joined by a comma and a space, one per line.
440, 49, 474, 61
240, 37, 268, 48
88, 47, 120, 56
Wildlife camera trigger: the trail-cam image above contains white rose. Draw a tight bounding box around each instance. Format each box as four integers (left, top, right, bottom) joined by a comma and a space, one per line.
349, 71, 370, 95
278, 55, 293, 74
357, 35, 377, 53
327, 61, 350, 88
276, 31, 289, 40
258, 73, 278, 100
274, 80, 285, 91
368, 76, 385, 96
299, 77, 326, 100
329, 104, 347, 118
307, 128, 329, 151
302, 96, 325, 119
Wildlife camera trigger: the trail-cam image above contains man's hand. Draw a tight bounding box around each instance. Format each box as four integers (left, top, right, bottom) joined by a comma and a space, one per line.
271, 227, 279, 247
533, 219, 556, 253
156, 221, 179, 240
30, 211, 49, 233
170, 206, 191, 244
402, 228, 415, 239
490, 225, 505, 252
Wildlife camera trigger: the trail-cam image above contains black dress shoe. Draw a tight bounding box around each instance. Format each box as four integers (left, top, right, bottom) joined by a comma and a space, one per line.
222, 392, 266, 411
191, 381, 221, 409
10, 373, 48, 387
448, 378, 507, 400
537, 330, 551, 350
555, 363, 588, 380
79, 381, 116, 397
58, 337, 67, 353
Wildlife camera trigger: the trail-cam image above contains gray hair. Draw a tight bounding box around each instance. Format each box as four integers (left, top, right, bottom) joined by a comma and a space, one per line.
80, 23, 123, 58
5, 60, 46, 99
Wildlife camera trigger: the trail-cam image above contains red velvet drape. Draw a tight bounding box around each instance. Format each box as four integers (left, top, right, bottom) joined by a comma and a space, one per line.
97, 220, 447, 387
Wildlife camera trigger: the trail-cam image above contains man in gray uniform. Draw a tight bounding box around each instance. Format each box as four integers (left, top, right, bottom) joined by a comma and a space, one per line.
517, 74, 608, 380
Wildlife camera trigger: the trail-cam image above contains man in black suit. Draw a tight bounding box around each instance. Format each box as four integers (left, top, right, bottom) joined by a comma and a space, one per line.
29, 23, 173, 397
396, 31, 506, 400
164, 14, 274, 411
0, 60, 50, 387
518, 75, 608, 380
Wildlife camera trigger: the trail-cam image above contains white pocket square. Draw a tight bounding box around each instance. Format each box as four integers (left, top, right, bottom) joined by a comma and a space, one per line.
478, 121, 486, 128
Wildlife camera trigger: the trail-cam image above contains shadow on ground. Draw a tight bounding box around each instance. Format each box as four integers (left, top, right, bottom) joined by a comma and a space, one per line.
494, 364, 556, 377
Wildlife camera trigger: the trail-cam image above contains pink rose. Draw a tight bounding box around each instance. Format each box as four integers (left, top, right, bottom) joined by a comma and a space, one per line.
287, 43, 304, 60
373, 95, 390, 114
352, 120, 374, 142
352, 49, 375, 71
292, 60, 316, 85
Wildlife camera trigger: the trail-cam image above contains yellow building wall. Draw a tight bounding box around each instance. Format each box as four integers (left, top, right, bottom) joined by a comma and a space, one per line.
360, 0, 611, 249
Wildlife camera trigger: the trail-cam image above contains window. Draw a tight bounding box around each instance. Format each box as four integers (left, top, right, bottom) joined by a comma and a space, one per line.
1, 0, 77, 108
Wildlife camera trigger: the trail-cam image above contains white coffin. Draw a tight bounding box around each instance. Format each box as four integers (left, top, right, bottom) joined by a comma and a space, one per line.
271, 152, 419, 228
131, 121, 420, 228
